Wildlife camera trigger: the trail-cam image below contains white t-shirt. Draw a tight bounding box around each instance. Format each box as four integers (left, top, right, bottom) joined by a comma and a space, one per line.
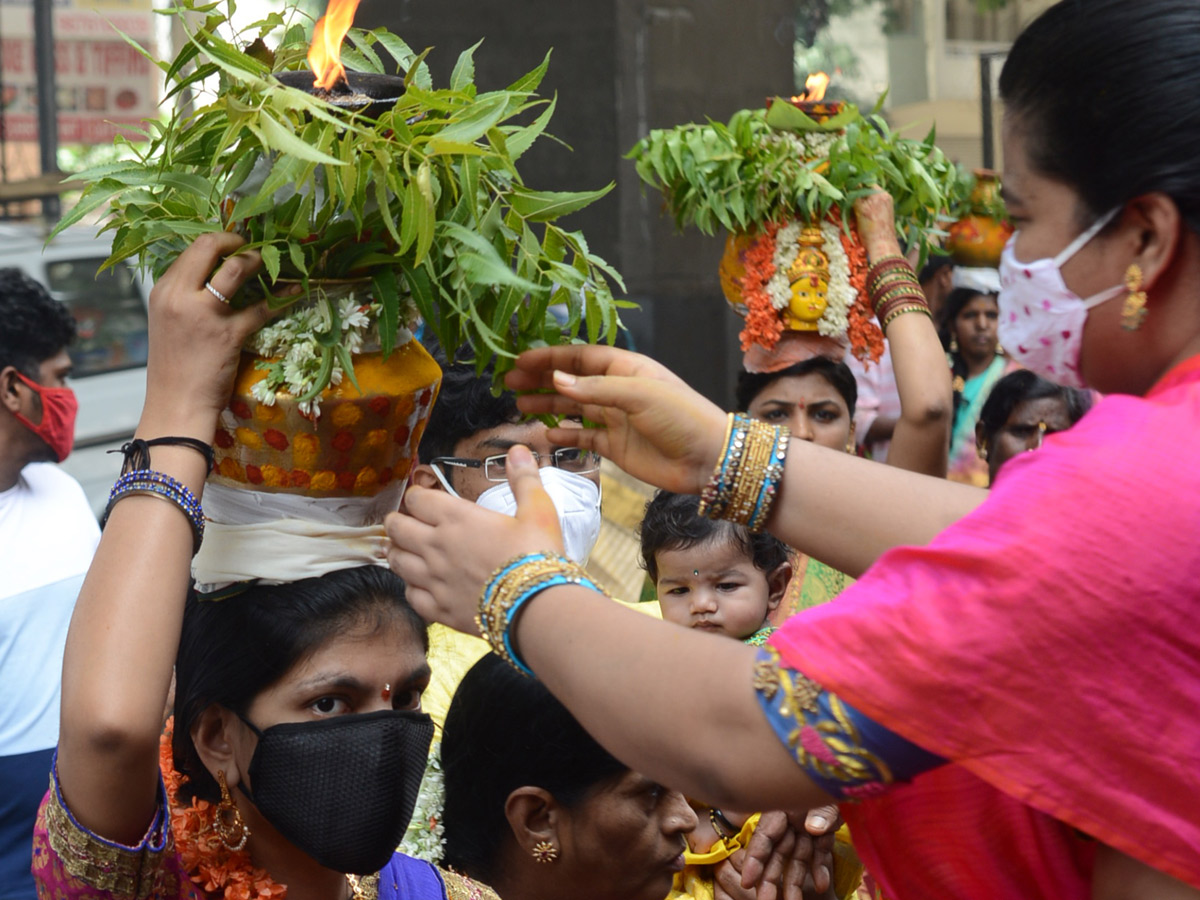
0, 463, 98, 755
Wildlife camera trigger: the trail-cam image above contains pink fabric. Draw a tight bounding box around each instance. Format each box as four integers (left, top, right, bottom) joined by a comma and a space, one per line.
840, 766, 1094, 899
771, 355, 1200, 893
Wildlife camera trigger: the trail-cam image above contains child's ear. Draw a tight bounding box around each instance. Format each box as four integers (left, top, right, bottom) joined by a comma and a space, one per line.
765, 559, 793, 612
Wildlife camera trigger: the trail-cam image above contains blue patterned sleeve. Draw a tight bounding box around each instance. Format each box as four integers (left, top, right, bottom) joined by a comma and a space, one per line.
753, 647, 945, 799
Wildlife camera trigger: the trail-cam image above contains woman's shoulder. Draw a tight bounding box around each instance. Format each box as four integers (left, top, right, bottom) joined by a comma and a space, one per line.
375, 854, 501, 900
33, 762, 195, 899
438, 867, 503, 900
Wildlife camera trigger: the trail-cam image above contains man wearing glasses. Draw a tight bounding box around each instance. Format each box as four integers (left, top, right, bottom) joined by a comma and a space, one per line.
413, 359, 603, 564
411, 358, 608, 740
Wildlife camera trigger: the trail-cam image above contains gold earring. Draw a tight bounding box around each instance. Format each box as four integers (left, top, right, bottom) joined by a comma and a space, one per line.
949, 335, 959, 353
531, 840, 559, 863
216, 769, 250, 852
1122, 263, 1148, 331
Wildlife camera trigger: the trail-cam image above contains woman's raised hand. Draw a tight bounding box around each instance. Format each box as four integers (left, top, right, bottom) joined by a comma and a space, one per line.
141, 233, 292, 435
852, 189, 904, 264
506, 345, 727, 495
387, 445, 566, 631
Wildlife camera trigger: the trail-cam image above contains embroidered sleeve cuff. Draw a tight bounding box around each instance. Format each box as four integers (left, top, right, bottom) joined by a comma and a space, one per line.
38, 751, 176, 897
752, 647, 944, 799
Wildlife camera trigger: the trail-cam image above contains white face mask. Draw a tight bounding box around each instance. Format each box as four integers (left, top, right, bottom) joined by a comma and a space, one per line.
997, 207, 1124, 389
431, 465, 603, 564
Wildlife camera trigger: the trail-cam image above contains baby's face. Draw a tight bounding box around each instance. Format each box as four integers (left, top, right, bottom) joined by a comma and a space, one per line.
655, 539, 772, 641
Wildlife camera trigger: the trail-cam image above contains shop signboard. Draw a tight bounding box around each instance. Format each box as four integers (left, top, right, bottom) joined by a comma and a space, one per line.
0, 0, 157, 143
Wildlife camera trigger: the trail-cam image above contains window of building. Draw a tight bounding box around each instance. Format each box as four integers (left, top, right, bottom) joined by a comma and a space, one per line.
945, 0, 1021, 42
45, 257, 149, 378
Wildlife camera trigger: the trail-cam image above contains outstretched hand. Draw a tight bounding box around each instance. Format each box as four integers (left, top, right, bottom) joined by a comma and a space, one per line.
506, 345, 727, 495
386, 445, 566, 631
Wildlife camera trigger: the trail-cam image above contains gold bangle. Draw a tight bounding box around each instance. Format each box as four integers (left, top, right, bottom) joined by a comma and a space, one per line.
867, 267, 918, 296
699, 415, 788, 530
875, 291, 927, 323
882, 304, 933, 330
477, 552, 609, 675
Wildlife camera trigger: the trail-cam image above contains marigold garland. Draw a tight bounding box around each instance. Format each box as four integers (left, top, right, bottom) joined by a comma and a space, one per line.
160, 719, 288, 900
838, 226, 885, 364
738, 222, 785, 352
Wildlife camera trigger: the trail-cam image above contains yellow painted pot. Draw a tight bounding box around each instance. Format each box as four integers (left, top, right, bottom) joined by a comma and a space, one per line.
211, 339, 442, 498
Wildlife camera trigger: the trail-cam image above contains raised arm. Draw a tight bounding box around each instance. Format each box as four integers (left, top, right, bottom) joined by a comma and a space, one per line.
56, 234, 275, 843
506, 349, 982, 577
388, 449, 832, 812
853, 194, 953, 478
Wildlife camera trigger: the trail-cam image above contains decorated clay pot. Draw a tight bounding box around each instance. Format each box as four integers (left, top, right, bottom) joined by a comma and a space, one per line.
946, 170, 1013, 268
211, 339, 442, 498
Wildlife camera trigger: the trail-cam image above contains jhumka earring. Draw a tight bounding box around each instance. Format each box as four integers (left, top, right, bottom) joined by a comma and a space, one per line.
949, 335, 960, 353
531, 840, 559, 864
216, 769, 250, 852
978, 441, 989, 461
1122, 263, 1148, 331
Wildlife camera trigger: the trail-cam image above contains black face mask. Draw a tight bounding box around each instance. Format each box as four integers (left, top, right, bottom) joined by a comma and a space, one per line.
238, 709, 434, 875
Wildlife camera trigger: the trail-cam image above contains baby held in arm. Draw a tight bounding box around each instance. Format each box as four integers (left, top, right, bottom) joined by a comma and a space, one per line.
639, 491, 857, 900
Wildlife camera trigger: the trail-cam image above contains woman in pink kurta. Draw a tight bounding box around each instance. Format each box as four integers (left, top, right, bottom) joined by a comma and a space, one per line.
383, 1, 1200, 897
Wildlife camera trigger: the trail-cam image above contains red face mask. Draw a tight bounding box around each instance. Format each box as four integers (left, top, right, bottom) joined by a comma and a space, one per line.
12, 371, 78, 463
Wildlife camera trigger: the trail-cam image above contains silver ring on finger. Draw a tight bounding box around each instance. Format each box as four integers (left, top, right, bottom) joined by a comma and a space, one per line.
204, 281, 230, 304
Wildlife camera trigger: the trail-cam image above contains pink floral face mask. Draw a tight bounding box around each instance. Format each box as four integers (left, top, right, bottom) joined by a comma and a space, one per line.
998, 207, 1123, 389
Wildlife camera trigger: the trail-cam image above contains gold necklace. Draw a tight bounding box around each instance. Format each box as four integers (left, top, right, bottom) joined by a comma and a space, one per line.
346, 874, 365, 900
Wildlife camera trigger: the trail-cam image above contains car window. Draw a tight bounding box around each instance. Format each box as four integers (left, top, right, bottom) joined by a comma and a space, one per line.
45, 257, 148, 378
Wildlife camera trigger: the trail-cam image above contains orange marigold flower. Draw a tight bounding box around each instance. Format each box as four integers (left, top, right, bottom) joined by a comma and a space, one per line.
839, 224, 884, 364
737, 223, 787, 352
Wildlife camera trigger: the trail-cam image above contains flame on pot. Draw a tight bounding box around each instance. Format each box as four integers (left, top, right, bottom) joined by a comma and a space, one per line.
309, 0, 362, 91
796, 72, 831, 102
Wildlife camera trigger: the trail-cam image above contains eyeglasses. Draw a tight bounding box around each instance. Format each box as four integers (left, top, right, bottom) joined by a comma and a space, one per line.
430, 448, 601, 482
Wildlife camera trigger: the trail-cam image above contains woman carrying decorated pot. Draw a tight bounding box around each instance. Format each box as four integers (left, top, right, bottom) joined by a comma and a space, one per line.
733, 191, 952, 622
384, 1, 1200, 896
936, 270, 1021, 486
32, 234, 493, 900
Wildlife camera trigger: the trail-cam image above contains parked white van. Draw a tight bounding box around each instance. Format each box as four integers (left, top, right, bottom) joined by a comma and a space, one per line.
2, 223, 150, 516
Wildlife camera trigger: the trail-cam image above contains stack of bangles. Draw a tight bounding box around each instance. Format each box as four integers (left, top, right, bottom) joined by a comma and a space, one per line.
866, 253, 932, 329
99, 436, 212, 555
697, 413, 790, 532
478, 551, 611, 676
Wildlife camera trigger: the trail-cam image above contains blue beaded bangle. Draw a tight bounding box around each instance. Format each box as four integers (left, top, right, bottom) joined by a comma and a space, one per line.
502, 571, 607, 677
477, 551, 609, 676
698, 413, 789, 531
101, 469, 205, 555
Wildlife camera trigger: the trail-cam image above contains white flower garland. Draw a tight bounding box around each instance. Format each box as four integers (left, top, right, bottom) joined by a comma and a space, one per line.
400, 741, 447, 863
767, 221, 802, 310
779, 130, 839, 162
246, 287, 416, 419
818, 220, 854, 338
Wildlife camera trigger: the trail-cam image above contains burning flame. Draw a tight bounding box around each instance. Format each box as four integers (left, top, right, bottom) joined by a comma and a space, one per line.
308, 0, 362, 91
797, 72, 831, 103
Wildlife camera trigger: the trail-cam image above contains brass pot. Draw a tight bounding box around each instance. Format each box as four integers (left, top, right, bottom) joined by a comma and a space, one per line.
211, 339, 442, 498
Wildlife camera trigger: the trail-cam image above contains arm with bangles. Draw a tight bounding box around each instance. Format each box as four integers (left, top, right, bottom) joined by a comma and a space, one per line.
390, 447, 943, 813
856, 192, 953, 479
55, 235, 275, 845
505, 355, 983, 578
